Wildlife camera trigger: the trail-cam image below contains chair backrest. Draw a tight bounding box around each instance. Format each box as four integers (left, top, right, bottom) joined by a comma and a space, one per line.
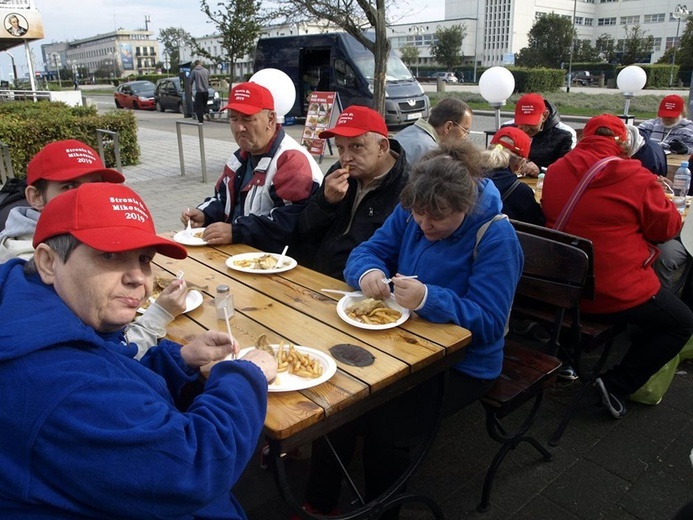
515, 230, 589, 310
510, 219, 596, 300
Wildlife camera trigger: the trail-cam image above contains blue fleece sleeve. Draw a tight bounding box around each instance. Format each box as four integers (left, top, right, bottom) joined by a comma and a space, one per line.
32, 359, 267, 518
419, 221, 523, 345
139, 339, 200, 398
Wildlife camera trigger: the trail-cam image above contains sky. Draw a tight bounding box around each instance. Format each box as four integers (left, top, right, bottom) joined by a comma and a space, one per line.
0, 0, 446, 81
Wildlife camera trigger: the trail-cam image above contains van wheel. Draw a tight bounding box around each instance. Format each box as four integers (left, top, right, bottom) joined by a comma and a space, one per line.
156, 101, 165, 112
177, 101, 183, 113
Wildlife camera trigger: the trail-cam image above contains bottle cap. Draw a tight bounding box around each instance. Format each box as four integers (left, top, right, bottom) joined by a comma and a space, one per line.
681, 161, 689, 168
216, 284, 230, 293
538, 173, 545, 178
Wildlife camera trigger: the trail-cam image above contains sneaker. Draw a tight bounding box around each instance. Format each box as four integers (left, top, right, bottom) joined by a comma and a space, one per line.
594, 377, 627, 419
512, 319, 536, 335
532, 324, 552, 344
557, 365, 579, 382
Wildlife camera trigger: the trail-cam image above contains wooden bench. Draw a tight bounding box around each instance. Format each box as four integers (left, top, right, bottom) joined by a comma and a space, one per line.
508, 220, 623, 446
477, 229, 588, 511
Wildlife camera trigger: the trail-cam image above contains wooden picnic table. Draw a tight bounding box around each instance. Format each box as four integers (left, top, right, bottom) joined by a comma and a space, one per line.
154, 238, 472, 518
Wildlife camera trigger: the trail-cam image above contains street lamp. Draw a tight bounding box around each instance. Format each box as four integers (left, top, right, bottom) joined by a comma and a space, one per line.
408, 25, 427, 77
566, 0, 578, 93
617, 65, 647, 123
5, 50, 18, 88
670, 4, 689, 87
479, 66, 515, 129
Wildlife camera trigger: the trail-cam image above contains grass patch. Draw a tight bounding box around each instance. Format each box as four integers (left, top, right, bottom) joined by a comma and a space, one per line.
428, 90, 683, 120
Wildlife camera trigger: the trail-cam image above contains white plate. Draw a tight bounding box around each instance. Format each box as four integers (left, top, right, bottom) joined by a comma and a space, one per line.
137, 289, 203, 314
336, 295, 410, 330
173, 228, 207, 246
229, 345, 337, 392
225, 252, 297, 274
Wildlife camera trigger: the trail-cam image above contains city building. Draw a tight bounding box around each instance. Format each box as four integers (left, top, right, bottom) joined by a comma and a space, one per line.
41, 29, 159, 80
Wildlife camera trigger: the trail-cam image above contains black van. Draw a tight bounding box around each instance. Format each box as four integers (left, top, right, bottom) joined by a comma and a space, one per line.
254, 32, 430, 126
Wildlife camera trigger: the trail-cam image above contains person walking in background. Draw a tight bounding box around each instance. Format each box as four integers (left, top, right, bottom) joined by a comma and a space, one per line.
542, 114, 693, 418
190, 60, 210, 123
638, 95, 693, 155
394, 97, 473, 164
481, 126, 545, 226
506, 93, 576, 177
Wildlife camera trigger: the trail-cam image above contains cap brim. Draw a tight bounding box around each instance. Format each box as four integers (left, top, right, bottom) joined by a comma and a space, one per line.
40, 167, 125, 184
318, 127, 368, 139
221, 102, 264, 115
514, 114, 542, 126
71, 227, 187, 259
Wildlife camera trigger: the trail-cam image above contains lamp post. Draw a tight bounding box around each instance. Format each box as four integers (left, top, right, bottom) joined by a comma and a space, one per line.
670, 4, 689, 87
617, 65, 646, 124
408, 25, 427, 77
566, 0, 578, 93
5, 51, 18, 88
479, 66, 515, 130
51, 52, 62, 89
473, 0, 481, 83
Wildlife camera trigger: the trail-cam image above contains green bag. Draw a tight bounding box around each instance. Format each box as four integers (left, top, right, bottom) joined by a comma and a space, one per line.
630, 337, 693, 405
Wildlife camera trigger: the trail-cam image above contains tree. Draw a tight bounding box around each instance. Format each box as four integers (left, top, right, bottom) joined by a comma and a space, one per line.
657, 17, 693, 68
195, 0, 264, 82
158, 27, 192, 72
272, 0, 394, 115
515, 13, 574, 68
430, 25, 467, 71
573, 39, 601, 63
400, 44, 419, 75
620, 24, 654, 65
595, 34, 618, 64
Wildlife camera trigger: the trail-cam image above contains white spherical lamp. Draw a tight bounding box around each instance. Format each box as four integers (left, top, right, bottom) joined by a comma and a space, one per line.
249, 68, 297, 123
616, 65, 647, 117
478, 66, 516, 129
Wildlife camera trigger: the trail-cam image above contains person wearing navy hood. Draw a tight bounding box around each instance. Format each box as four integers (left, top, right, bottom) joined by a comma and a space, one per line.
0, 182, 277, 519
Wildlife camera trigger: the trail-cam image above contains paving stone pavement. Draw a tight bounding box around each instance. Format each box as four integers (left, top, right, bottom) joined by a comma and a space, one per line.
124, 123, 693, 520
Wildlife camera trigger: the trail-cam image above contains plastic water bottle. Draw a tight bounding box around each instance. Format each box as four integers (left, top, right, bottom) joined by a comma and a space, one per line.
535, 173, 545, 198
673, 161, 691, 213
215, 284, 234, 320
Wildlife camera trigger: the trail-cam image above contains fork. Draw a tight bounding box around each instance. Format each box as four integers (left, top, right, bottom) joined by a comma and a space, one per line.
176, 270, 185, 291
185, 208, 192, 234
223, 306, 235, 360
381, 275, 418, 285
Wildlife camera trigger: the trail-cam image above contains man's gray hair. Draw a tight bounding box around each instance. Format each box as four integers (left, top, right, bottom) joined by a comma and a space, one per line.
429, 98, 472, 128
24, 235, 81, 275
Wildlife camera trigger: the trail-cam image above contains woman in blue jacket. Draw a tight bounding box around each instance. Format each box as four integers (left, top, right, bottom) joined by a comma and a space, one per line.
300, 143, 524, 519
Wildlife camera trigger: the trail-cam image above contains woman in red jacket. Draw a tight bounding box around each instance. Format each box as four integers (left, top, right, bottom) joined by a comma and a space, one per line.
542, 114, 693, 418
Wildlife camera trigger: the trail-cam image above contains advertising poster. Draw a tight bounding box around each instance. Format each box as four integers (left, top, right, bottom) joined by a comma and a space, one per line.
120, 43, 134, 71
301, 91, 341, 157
0, 8, 44, 43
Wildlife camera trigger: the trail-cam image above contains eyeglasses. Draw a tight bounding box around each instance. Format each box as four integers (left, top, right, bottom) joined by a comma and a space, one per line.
450, 120, 471, 136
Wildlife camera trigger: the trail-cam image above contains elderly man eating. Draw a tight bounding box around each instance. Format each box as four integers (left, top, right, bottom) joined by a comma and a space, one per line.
0, 183, 276, 519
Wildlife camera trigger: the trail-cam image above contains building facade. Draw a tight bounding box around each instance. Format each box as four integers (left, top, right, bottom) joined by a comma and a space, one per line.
41, 29, 159, 80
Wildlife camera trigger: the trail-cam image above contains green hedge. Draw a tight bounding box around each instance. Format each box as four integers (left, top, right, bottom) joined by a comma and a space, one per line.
0, 101, 139, 178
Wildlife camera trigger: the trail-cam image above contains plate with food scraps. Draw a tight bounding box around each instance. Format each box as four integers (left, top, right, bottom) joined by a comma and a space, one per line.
173, 228, 207, 246
336, 295, 410, 330
225, 252, 297, 273
229, 344, 337, 392
137, 289, 203, 314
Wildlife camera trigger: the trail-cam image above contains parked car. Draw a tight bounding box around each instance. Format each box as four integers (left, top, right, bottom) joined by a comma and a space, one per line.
154, 77, 221, 115
113, 80, 156, 110
430, 72, 460, 83
570, 70, 593, 86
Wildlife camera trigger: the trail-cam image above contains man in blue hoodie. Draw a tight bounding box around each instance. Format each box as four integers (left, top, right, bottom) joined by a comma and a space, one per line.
0, 182, 276, 519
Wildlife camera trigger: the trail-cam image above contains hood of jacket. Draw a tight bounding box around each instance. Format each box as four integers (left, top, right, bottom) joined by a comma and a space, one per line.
541, 99, 562, 132
0, 259, 125, 363
553, 135, 641, 188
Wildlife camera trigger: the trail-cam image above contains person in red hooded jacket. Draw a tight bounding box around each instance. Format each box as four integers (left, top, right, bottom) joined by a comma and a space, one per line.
542, 113, 693, 419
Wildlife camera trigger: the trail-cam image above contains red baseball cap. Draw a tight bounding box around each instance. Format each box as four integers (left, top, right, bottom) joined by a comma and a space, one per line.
221, 82, 275, 115
514, 94, 546, 126
318, 105, 388, 139
658, 95, 684, 118
27, 139, 125, 186
491, 127, 531, 159
582, 113, 627, 142
34, 183, 187, 259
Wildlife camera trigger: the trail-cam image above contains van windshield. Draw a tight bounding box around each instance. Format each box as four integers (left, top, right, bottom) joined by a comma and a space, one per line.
352, 54, 414, 81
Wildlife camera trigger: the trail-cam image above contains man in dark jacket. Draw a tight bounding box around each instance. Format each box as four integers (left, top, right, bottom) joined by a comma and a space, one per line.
509, 93, 575, 177
296, 105, 409, 280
